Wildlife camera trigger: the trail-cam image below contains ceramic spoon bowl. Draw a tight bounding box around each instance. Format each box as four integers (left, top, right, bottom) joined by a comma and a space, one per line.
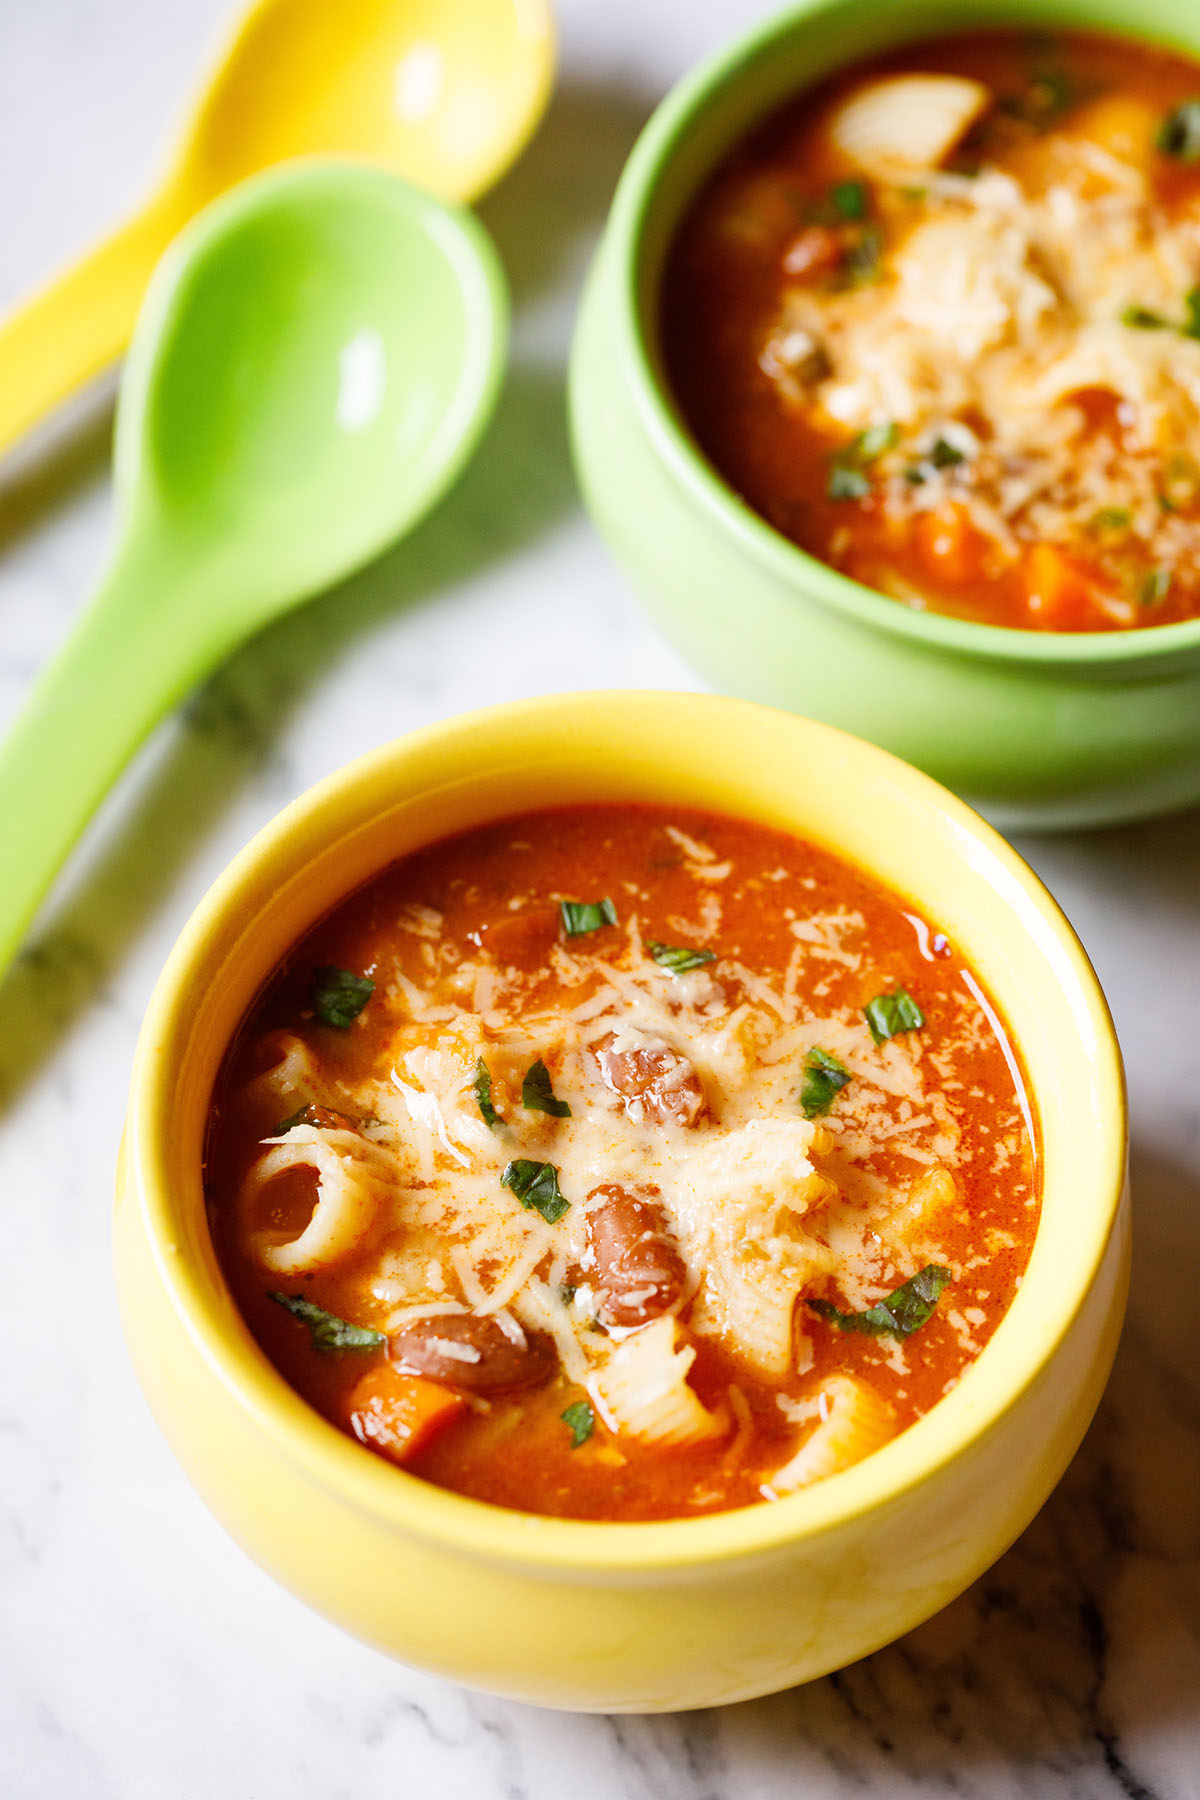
0, 161, 508, 975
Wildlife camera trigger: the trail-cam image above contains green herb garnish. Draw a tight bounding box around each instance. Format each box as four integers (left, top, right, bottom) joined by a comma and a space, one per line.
647, 940, 718, 975
807, 178, 871, 226
828, 464, 871, 501
310, 966, 374, 1029
807, 1264, 952, 1338
799, 1047, 852, 1120
929, 436, 965, 468
273, 1104, 312, 1135
827, 421, 897, 500
1122, 289, 1200, 341
270, 1292, 385, 1353
1158, 97, 1200, 162
560, 897, 618, 937
1140, 567, 1172, 606
522, 1057, 572, 1118
856, 422, 899, 461
1092, 507, 1131, 532
1122, 305, 1167, 330
561, 1400, 595, 1448
501, 1159, 570, 1223
905, 435, 968, 485
863, 987, 924, 1045
831, 178, 868, 220
473, 1056, 501, 1128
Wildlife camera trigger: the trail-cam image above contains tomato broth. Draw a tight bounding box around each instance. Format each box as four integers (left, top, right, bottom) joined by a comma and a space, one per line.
207, 805, 1040, 1520
663, 31, 1200, 631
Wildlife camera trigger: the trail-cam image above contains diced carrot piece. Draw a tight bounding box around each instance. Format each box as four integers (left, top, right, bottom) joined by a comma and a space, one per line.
912, 504, 988, 588
1021, 542, 1098, 629
1066, 94, 1158, 168
343, 1364, 466, 1466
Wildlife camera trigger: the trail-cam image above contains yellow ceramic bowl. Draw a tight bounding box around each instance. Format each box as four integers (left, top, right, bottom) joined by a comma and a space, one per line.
115, 692, 1129, 1711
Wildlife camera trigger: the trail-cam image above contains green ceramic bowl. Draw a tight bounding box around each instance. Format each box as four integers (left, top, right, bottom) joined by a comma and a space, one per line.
569, 0, 1200, 830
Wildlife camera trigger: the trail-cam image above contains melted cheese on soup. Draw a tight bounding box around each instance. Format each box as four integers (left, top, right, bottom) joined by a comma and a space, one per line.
664, 31, 1200, 631
207, 805, 1040, 1521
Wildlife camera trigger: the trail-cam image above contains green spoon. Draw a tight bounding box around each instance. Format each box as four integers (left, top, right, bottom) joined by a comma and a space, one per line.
0, 161, 507, 976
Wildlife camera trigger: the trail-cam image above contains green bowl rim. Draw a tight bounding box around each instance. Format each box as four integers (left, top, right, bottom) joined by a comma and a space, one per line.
602, 0, 1200, 669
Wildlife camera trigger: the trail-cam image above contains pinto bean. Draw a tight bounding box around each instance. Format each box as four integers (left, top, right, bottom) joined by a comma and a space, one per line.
388, 1312, 555, 1393
592, 1032, 707, 1127
585, 1183, 687, 1328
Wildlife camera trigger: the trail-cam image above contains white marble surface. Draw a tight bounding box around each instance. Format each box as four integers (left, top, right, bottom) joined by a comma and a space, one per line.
0, 1, 1198, 1794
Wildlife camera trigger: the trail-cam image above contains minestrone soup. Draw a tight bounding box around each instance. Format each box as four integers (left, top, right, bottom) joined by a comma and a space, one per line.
663, 31, 1200, 632
206, 805, 1040, 1521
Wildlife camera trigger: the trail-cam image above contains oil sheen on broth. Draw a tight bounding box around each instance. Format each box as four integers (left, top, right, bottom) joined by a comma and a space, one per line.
662, 31, 1200, 632
207, 805, 1040, 1522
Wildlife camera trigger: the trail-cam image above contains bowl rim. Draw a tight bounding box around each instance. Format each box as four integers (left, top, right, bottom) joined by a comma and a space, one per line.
600, 0, 1200, 669
122, 690, 1128, 1575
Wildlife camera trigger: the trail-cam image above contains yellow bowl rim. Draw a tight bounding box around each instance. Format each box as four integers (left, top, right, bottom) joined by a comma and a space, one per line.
122, 691, 1127, 1574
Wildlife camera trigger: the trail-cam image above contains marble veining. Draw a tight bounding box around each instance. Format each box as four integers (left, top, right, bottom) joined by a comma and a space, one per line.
0, 2, 1198, 1796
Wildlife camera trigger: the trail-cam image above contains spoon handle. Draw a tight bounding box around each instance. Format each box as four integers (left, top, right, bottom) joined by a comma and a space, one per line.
0, 196, 178, 461
0, 534, 210, 976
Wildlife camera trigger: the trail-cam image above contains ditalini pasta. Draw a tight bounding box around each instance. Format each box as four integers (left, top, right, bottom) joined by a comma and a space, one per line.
663, 30, 1200, 632
206, 805, 1040, 1521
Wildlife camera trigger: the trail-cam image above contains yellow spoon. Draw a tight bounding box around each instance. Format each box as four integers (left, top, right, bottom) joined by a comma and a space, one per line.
0, 0, 552, 462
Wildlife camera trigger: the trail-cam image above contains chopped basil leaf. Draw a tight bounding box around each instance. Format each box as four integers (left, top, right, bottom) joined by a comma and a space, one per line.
855, 422, 899, 462
1141, 567, 1172, 606
864, 987, 924, 1045
473, 1056, 501, 1128
1158, 97, 1200, 163
828, 422, 896, 500
1122, 305, 1167, 330
799, 1046, 852, 1119
807, 1264, 952, 1338
501, 1158, 570, 1223
1124, 289, 1200, 341
273, 1104, 312, 1135
1092, 506, 1131, 532
559, 1282, 577, 1305
311, 966, 373, 1029
647, 940, 718, 975
522, 1057, 572, 1118
831, 178, 867, 220
1160, 490, 1180, 514
929, 436, 965, 468
561, 1400, 595, 1448
828, 463, 870, 501
270, 1292, 385, 1353
560, 897, 618, 936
